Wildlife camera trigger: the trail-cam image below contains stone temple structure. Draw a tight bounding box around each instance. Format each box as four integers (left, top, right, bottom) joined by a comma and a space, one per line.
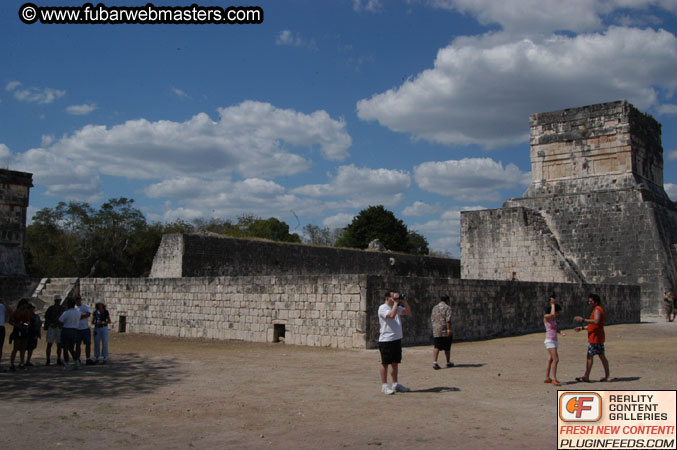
461, 100, 677, 314
2, 100, 667, 348
0, 169, 33, 276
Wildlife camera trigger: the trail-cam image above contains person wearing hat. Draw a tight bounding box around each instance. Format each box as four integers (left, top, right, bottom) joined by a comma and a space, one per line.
44, 295, 65, 366
431, 294, 453, 370
92, 299, 111, 364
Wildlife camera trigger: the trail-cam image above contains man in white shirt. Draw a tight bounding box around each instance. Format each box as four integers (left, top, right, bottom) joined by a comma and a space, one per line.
377, 290, 411, 394
75, 296, 94, 366
59, 298, 82, 370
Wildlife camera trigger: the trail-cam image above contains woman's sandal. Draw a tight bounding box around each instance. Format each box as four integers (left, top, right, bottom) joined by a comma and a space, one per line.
575, 376, 590, 382
544, 378, 553, 383
551, 380, 561, 386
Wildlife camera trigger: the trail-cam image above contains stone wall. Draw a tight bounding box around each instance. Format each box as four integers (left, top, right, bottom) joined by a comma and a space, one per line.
527, 100, 663, 191
365, 277, 639, 347
0, 169, 33, 276
80, 275, 370, 349
504, 191, 677, 314
0, 277, 41, 306
462, 101, 677, 314
74, 275, 639, 349
150, 233, 461, 279
461, 207, 581, 283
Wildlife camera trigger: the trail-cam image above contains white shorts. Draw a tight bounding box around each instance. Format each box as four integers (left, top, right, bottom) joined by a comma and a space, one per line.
47, 327, 62, 344
544, 339, 558, 349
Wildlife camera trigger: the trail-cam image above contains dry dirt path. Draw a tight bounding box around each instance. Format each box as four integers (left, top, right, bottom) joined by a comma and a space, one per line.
1, 319, 675, 449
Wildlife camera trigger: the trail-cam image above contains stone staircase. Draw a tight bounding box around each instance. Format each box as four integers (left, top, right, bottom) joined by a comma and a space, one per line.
31, 278, 80, 313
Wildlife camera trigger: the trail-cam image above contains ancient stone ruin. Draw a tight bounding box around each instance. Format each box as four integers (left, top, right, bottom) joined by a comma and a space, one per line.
4, 99, 673, 347
0, 169, 32, 277
461, 100, 677, 314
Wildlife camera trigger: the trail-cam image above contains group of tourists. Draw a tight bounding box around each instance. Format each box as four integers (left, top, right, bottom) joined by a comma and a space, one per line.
0, 298, 42, 370
0, 294, 111, 372
376, 289, 616, 394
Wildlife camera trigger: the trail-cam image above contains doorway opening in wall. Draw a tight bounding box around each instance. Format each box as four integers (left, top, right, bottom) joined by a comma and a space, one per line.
273, 324, 285, 343
119, 315, 126, 333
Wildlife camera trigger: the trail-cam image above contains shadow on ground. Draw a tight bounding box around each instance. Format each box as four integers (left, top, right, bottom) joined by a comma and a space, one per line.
560, 376, 641, 386
411, 387, 460, 393
0, 353, 182, 401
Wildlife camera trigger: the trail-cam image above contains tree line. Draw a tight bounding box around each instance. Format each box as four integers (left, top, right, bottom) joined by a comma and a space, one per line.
24, 200, 429, 278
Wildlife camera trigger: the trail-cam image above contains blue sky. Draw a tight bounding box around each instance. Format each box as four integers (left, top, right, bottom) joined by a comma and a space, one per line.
1, 0, 677, 255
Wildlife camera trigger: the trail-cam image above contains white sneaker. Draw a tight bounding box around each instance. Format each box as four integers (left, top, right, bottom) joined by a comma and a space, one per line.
433, 361, 440, 370
381, 384, 395, 395
392, 383, 410, 393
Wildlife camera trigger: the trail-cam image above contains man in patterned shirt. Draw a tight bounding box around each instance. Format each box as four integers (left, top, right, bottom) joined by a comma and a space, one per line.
431, 294, 453, 370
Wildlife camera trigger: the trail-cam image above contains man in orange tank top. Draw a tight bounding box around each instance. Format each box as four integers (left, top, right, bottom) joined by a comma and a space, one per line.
573, 294, 614, 382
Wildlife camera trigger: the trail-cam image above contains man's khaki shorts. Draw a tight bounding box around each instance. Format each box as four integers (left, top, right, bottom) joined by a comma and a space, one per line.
46, 327, 62, 344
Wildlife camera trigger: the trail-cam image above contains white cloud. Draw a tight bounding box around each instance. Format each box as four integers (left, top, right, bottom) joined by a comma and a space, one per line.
13, 146, 102, 201
412, 206, 486, 254
171, 86, 190, 98
276, 30, 318, 50
292, 164, 410, 206
666, 150, 677, 160
0, 144, 10, 168
414, 158, 529, 201
665, 183, 677, 200
402, 201, 439, 216
657, 104, 677, 115
425, 0, 677, 34
26, 206, 39, 224
5, 81, 65, 104
149, 165, 412, 224
66, 103, 97, 115
11, 101, 352, 199
322, 213, 355, 229
353, 0, 383, 13
149, 176, 322, 223
41, 135, 55, 147
357, 27, 677, 148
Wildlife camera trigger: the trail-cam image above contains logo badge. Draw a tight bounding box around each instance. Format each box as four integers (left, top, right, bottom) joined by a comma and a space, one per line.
559, 392, 602, 422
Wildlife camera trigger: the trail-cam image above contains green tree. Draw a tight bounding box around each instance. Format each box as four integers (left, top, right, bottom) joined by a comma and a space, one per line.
191, 214, 301, 243
235, 215, 301, 242
335, 205, 410, 252
302, 224, 343, 247
406, 230, 430, 255
25, 201, 96, 277
192, 217, 235, 235
24, 197, 164, 278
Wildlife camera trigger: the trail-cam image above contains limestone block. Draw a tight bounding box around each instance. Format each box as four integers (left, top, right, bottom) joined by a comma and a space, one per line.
352, 332, 366, 349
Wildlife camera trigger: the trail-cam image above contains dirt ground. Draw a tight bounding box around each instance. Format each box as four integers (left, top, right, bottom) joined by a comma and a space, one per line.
1, 318, 675, 450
